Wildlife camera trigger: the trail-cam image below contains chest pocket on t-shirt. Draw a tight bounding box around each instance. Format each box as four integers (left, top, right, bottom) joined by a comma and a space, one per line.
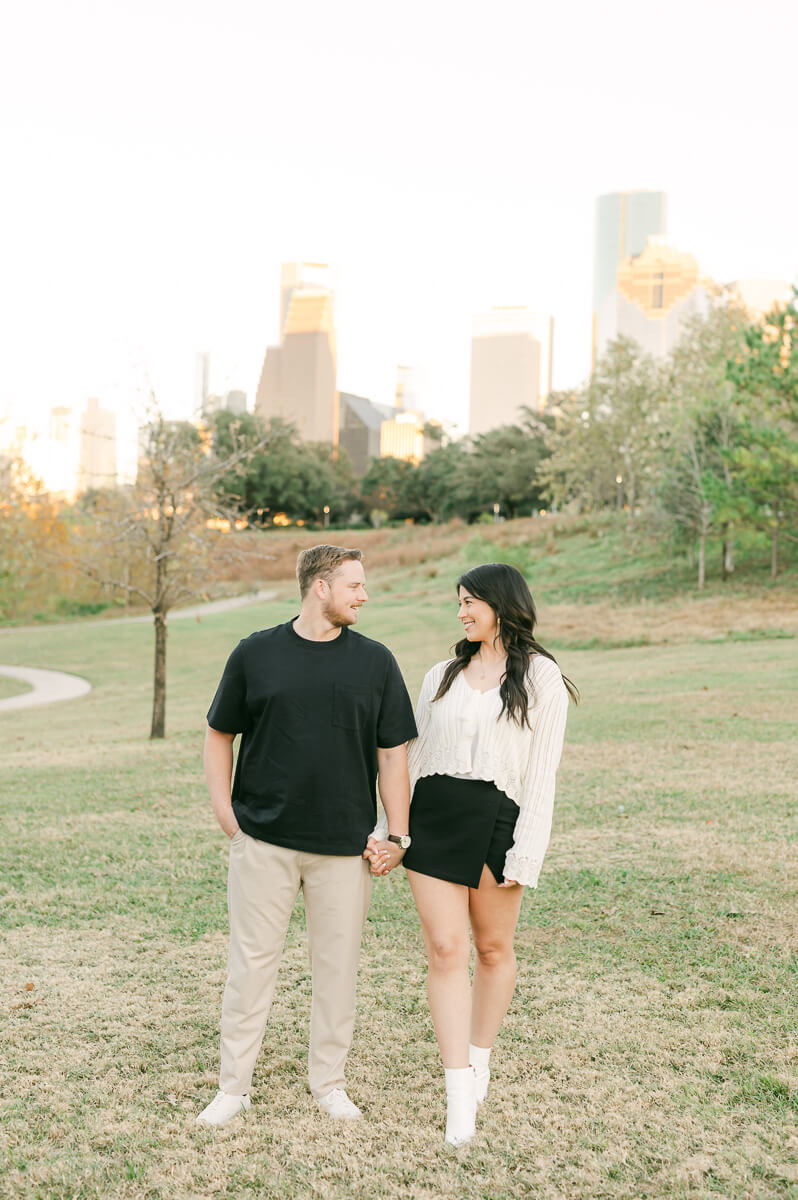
333, 684, 373, 730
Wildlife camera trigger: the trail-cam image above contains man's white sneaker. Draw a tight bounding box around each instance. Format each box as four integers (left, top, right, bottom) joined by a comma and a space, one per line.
195, 1090, 251, 1127
316, 1088, 362, 1120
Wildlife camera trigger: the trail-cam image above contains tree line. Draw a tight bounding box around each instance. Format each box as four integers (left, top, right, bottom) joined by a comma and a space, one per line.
210, 292, 797, 586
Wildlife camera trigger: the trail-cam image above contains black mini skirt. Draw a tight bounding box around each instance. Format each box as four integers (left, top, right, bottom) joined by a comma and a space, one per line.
402, 774, 520, 888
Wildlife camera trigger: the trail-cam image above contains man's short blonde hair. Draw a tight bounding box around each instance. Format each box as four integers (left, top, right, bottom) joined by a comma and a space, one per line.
296, 544, 363, 599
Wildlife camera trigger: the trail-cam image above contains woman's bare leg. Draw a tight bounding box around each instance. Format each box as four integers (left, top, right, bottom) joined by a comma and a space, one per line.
406, 869, 471, 1067
468, 865, 525, 1049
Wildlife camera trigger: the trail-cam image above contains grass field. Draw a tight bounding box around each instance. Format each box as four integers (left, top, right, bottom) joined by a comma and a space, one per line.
0, 676, 31, 700
1, 532, 796, 1199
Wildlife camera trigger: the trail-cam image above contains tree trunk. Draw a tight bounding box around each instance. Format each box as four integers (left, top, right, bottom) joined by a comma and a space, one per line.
151, 609, 167, 739
721, 523, 734, 581
697, 532, 706, 591
771, 525, 779, 579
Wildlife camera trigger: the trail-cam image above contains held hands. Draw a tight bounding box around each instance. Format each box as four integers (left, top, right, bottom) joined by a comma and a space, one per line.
363, 835, 405, 876
361, 836, 520, 885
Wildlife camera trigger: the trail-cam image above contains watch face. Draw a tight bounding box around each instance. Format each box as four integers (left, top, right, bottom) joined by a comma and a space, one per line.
399, 835, 411, 849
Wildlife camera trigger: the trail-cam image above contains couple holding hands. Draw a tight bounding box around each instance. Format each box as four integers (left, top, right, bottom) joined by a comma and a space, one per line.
197, 544, 576, 1147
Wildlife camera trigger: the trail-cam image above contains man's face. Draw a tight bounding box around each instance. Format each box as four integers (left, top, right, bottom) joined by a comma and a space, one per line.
321, 559, 368, 627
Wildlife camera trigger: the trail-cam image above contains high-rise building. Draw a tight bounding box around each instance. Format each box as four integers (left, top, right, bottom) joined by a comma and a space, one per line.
468, 308, 552, 437
593, 190, 667, 365
278, 262, 332, 336
379, 365, 435, 465
76, 397, 117, 493
255, 263, 339, 445
203, 389, 248, 417
40, 405, 79, 496
195, 352, 210, 415
49, 406, 72, 444
379, 411, 425, 463
605, 237, 708, 359
339, 393, 395, 476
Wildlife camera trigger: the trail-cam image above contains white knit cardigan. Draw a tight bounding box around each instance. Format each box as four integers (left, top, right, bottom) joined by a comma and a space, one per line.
386, 655, 569, 887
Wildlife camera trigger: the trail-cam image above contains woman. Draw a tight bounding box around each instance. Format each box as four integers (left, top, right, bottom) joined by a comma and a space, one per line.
373, 562, 577, 1147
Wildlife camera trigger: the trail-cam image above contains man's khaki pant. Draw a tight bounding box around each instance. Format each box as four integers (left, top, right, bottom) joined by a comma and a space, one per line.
219, 830, 372, 1099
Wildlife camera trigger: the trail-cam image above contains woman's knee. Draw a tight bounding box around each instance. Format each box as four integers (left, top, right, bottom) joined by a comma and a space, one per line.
427, 934, 470, 973
474, 938, 516, 971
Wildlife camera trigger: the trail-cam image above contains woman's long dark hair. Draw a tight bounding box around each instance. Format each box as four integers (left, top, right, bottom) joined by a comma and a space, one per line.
433, 562, 579, 727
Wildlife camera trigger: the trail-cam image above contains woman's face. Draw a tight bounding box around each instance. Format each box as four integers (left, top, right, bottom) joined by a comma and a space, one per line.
457, 586, 499, 644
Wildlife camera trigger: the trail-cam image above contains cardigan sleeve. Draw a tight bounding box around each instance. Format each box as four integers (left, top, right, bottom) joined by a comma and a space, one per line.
406, 663, 442, 788
503, 661, 569, 888
373, 662, 444, 840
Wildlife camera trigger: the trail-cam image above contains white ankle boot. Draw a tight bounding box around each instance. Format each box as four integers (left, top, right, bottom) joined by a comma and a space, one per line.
444, 1066, 476, 1146
469, 1043, 492, 1105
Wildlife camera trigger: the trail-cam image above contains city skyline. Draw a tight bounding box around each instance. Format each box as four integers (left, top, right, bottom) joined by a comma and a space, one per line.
2, 0, 796, 453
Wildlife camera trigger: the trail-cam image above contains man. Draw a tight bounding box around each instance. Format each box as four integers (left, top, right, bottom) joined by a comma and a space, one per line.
196, 545, 416, 1127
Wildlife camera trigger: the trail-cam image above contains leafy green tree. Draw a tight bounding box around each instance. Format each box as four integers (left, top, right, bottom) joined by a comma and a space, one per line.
212, 412, 357, 524
540, 385, 621, 513
359, 456, 419, 521
543, 339, 666, 517
595, 337, 666, 517
411, 442, 473, 521
727, 293, 798, 576
658, 303, 748, 587
468, 410, 553, 518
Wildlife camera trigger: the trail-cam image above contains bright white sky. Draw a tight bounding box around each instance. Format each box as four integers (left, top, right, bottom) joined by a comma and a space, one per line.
1, 0, 796, 454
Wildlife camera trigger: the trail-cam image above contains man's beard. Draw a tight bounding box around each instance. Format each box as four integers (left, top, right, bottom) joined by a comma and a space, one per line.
321, 599, 355, 628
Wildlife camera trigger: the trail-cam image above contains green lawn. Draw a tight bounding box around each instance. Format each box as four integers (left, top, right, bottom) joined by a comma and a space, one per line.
0, 580, 796, 1200
0, 674, 32, 700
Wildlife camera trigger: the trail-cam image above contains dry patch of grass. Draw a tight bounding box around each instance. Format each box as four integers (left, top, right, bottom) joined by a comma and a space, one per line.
546, 591, 798, 648
1, 593, 797, 1198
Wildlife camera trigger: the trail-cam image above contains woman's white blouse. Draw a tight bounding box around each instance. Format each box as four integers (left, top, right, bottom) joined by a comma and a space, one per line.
402, 656, 569, 888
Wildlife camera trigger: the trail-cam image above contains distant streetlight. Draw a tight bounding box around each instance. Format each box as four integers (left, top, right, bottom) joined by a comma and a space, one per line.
323, 504, 330, 528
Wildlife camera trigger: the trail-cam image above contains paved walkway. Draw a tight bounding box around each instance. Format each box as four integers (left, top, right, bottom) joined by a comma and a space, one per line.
0, 665, 92, 713
0, 589, 277, 712
88, 588, 277, 626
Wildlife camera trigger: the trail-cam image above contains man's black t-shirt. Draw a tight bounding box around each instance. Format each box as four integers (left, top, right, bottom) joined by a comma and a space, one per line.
206, 620, 418, 855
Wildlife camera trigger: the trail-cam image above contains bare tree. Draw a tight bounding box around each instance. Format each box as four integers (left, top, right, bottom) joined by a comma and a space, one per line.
68, 403, 271, 738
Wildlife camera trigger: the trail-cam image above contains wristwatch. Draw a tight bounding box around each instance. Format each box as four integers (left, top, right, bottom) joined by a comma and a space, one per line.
387, 833, 412, 850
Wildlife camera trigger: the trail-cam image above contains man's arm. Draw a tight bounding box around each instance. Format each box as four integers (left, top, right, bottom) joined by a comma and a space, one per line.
204, 724, 240, 839
366, 744, 410, 875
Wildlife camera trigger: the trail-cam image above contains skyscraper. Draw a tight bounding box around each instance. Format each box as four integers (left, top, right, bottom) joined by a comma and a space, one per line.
592, 190, 667, 365
378, 365, 437, 465
195, 351, 210, 415
609, 238, 707, 358
76, 397, 116, 493
338, 393, 394, 476
468, 308, 553, 437
255, 263, 339, 445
